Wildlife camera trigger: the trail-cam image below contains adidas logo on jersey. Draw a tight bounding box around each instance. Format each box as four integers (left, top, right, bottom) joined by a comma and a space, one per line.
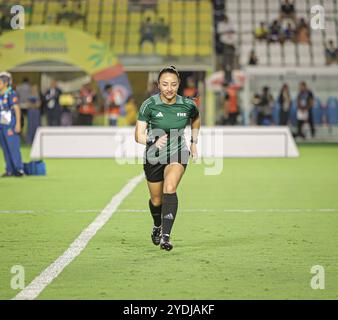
164, 213, 174, 220
155, 112, 164, 117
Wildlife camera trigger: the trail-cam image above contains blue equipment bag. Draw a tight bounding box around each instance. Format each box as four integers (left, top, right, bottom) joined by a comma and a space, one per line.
23, 161, 46, 176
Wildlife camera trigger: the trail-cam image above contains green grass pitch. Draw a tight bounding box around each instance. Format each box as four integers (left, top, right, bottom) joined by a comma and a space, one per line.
0, 144, 338, 300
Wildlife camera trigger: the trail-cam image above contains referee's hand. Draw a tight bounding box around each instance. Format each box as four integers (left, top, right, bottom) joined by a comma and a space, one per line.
155, 134, 168, 150
190, 143, 198, 163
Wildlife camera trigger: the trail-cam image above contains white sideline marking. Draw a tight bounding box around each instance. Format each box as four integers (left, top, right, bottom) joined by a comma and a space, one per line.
12, 173, 144, 300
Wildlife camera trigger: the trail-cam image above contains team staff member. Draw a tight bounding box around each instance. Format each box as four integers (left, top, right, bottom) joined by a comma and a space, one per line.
135, 66, 201, 251
0, 72, 24, 177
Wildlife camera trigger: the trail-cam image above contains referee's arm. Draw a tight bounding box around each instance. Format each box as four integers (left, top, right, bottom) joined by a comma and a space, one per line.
135, 120, 148, 145
190, 113, 201, 143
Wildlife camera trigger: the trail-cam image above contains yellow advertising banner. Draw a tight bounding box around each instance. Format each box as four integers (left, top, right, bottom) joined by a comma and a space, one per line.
0, 25, 119, 75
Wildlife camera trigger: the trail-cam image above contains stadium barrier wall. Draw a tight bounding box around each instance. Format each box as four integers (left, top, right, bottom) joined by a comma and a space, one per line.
30, 127, 299, 159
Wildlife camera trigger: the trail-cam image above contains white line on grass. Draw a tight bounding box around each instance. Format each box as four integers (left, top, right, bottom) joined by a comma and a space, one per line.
12, 173, 144, 300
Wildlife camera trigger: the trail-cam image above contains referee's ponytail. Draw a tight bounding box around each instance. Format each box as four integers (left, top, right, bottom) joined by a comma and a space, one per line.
158, 66, 180, 82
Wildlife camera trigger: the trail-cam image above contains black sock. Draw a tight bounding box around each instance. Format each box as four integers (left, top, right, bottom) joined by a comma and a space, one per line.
161, 193, 178, 236
149, 199, 162, 227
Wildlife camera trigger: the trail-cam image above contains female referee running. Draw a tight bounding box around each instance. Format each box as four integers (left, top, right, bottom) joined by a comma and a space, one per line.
135, 66, 201, 251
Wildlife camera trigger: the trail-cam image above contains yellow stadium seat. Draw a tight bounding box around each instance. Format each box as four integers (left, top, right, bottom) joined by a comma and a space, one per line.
157, 0, 169, 11
101, 33, 112, 45
102, 0, 115, 13
172, 0, 184, 10
130, 12, 141, 23
199, 45, 212, 56
200, 1, 211, 10
128, 34, 140, 45
199, 13, 211, 23
185, 23, 197, 32
127, 45, 140, 55
46, 1, 59, 23
183, 44, 197, 56
171, 14, 183, 23
141, 42, 154, 55
116, 14, 128, 23
114, 33, 126, 43
185, 14, 197, 23
185, 2, 197, 12
199, 23, 211, 32
87, 22, 98, 35
88, 0, 100, 13
156, 42, 168, 55
73, 20, 84, 30
184, 36, 197, 45
31, 1, 45, 24
170, 42, 182, 56
198, 32, 211, 43
114, 44, 125, 55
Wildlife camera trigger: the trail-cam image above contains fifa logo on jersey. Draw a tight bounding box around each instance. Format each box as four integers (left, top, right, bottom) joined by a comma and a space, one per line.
177, 112, 187, 117
10, 5, 25, 30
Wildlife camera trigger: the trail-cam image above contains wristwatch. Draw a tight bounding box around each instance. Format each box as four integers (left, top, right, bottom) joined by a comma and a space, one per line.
146, 136, 157, 147
190, 137, 198, 144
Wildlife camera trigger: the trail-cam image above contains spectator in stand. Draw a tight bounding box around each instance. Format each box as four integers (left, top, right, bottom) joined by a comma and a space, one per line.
77, 83, 96, 126
251, 93, 261, 125
217, 15, 236, 70
125, 96, 137, 126
257, 86, 274, 125
139, 17, 155, 48
222, 83, 240, 125
56, 1, 85, 26
0, 4, 11, 35
16, 77, 32, 131
26, 85, 41, 144
183, 77, 201, 108
295, 81, 315, 138
104, 84, 120, 127
44, 80, 62, 126
254, 22, 268, 41
296, 17, 310, 44
268, 20, 282, 43
155, 17, 170, 42
325, 40, 338, 65
280, 0, 296, 22
278, 84, 292, 126
283, 22, 296, 42
248, 50, 258, 65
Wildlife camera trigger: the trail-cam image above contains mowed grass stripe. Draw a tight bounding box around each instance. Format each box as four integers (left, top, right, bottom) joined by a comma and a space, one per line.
37, 145, 338, 299
0, 147, 143, 299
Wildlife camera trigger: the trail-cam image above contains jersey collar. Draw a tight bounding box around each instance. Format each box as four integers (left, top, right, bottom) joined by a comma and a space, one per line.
154, 93, 183, 105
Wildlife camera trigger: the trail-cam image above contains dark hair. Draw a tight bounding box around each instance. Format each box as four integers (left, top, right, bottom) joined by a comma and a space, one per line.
158, 66, 180, 82
104, 84, 113, 91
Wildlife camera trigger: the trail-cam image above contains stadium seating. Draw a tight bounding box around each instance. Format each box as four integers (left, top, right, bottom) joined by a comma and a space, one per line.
3, 0, 212, 57
223, 0, 338, 67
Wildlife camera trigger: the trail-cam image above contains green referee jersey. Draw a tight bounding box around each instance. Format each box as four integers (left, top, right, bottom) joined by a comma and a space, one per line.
138, 93, 199, 163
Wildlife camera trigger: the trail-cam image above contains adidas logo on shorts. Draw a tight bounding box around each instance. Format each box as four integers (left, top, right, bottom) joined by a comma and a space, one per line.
155, 112, 164, 117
